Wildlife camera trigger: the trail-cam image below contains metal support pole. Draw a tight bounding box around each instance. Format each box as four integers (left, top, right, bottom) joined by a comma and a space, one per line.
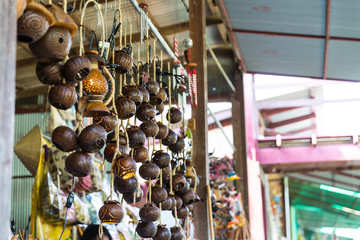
284, 176, 291, 239
207, 106, 235, 151
206, 41, 236, 92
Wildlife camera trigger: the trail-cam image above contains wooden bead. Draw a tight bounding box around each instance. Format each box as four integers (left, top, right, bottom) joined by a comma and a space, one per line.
104, 142, 127, 163
136, 221, 157, 238
150, 88, 167, 105
139, 161, 160, 180
140, 120, 159, 137
138, 86, 150, 103
152, 150, 170, 168
99, 200, 124, 224
93, 115, 117, 132
153, 225, 171, 240
65, 152, 93, 177
36, 61, 63, 85
112, 155, 137, 179
173, 206, 189, 219
139, 202, 161, 222
48, 83, 77, 110
169, 137, 185, 153
151, 186, 168, 204
29, 26, 71, 61
172, 174, 187, 192
130, 147, 149, 163
123, 85, 143, 105
136, 103, 156, 122
127, 127, 146, 148
78, 124, 106, 153
51, 126, 78, 152
114, 50, 133, 74
18, 9, 49, 43
170, 227, 185, 240
123, 189, 143, 204
167, 107, 183, 124
63, 56, 91, 83
146, 80, 160, 95
116, 97, 136, 119
155, 122, 169, 140
114, 176, 138, 194
83, 70, 108, 95
162, 130, 178, 146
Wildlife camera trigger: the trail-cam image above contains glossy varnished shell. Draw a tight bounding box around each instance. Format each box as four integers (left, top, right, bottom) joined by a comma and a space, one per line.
114, 176, 138, 194
99, 200, 124, 224
112, 155, 137, 179
139, 202, 161, 222
48, 83, 77, 110
51, 126, 78, 152
140, 120, 159, 137
63, 56, 91, 83
78, 124, 106, 153
116, 97, 136, 119
36, 61, 63, 85
65, 152, 93, 177
139, 161, 160, 180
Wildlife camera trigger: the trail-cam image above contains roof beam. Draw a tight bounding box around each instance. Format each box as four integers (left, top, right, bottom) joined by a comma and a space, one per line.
267, 112, 315, 129
257, 97, 360, 109
261, 107, 301, 117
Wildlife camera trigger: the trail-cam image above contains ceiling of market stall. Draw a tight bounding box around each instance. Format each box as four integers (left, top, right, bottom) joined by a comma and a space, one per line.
221, 0, 360, 82
16, 0, 236, 105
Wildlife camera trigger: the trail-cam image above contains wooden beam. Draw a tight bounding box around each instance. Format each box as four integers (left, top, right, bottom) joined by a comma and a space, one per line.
16, 86, 49, 100
0, 0, 16, 237
189, 0, 210, 239
267, 112, 316, 129
261, 107, 301, 117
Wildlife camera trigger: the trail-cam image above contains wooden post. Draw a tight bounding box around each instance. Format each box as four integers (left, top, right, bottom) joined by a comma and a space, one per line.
189, 0, 210, 239
0, 0, 17, 238
231, 70, 249, 219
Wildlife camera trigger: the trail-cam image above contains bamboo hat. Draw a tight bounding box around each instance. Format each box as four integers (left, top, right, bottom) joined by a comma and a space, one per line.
14, 125, 43, 176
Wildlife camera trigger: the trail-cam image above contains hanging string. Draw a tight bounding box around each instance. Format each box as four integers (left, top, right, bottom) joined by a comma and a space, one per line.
99, 222, 104, 239
167, 62, 172, 131
159, 169, 163, 225
63, 0, 67, 13
153, 39, 156, 80
137, 44, 140, 85
49, 0, 52, 4
118, 0, 122, 50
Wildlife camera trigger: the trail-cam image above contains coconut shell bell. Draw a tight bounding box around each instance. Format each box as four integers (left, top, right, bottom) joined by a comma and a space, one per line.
80, 50, 110, 117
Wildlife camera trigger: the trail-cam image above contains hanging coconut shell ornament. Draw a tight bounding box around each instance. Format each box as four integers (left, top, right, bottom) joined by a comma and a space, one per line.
162, 165, 171, 179
150, 88, 167, 105
136, 221, 157, 238
170, 227, 185, 240
83, 95, 111, 117
112, 155, 137, 179
130, 147, 149, 163
114, 176, 138, 194
116, 97, 136, 119
99, 200, 124, 224
167, 107, 182, 124
63, 56, 91, 84
162, 130, 178, 146
17, 0, 27, 19
154, 102, 165, 115
139, 161, 160, 180
29, 26, 72, 61
123, 85, 143, 105
114, 46, 133, 74
169, 137, 185, 153
36, 61, 63, 85
174, 196, 183, 210
176, 181, 190, 196
172, 174, 187, 192
93, 115, 117, 132
140, 120, 159, 137
139, 202, 161, 222
123, 189, 143, 204
82, 69, 108, 96
65, 152, 93, 177
151, 186, 168, 204
138, 86, 150, 103
153, 225, 171, 240
146, 80, 160, 95
51, 126, 78, 152
44, 3, 78, 37
78, 124, 106, 153
155, 122, 169, 140
107, 130, 127, 145
181, 189, 196, 205
17, 2, 55, 43
48, 83, 77, 110
173, 206, 189, 219
127, 126, 146, 148
157, 196, 174, 210
104, 142, 127, 163
136, 103, 156, 122
152, 150, 171, 168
